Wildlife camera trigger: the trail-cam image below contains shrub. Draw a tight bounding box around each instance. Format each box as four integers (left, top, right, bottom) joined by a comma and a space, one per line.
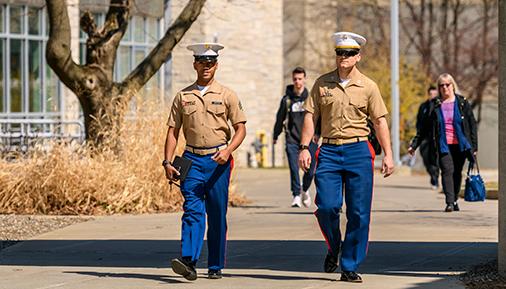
0, 99, 248, 215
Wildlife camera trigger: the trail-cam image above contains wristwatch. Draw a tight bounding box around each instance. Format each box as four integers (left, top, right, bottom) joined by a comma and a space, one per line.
298, 144, 310, 151
162, 160, 171, 167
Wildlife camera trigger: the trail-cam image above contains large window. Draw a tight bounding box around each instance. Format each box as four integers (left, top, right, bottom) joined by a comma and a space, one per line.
0, 5, 164, 118
79, 13, 163, 100
0, 5, 62, 117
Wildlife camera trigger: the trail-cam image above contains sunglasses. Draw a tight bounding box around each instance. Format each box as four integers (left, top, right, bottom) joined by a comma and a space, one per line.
335, 49, 359, 57
438, 83, 452, 88
196, 60, 217, 66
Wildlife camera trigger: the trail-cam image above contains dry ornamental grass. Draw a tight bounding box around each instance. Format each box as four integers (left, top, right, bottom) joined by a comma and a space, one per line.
0, 99, 248, 215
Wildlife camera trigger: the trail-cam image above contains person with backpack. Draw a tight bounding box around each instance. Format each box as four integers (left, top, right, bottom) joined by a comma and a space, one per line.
273, 67, 318, 208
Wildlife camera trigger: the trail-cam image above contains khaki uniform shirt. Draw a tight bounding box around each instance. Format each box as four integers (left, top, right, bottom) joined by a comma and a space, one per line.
304, 67, 388, 139
167, 80, 247, 148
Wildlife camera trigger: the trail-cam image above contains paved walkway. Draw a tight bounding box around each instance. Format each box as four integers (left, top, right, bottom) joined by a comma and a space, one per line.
0, 168, 498, 289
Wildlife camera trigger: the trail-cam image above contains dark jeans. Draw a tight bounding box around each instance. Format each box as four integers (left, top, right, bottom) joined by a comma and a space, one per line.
420, 140, 439, 187
286, 141, 317, 196
439, 144, 468, 204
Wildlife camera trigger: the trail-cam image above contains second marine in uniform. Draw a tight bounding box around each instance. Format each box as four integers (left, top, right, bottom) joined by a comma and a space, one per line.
299, 32, 394, 283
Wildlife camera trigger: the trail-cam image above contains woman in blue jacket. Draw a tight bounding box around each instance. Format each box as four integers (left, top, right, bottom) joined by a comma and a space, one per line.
409, 73, 478, 212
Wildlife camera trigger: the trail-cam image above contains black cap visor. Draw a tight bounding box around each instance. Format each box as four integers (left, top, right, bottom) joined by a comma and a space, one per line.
194, 55, 218, 63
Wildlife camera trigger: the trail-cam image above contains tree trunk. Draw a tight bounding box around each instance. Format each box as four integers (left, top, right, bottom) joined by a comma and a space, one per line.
79, 83, 128, 148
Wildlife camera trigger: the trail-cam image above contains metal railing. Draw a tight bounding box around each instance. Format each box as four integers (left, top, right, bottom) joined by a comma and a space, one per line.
0, 119, 85, 152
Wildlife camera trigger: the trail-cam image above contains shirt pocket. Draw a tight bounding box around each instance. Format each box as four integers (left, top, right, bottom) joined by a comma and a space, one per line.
181, 95, 198, 116
345, 96, 367, 120
183, 104, 197, 115
318, 96, 336, 121
207, 102, 226, 116
320, 96, 336, 106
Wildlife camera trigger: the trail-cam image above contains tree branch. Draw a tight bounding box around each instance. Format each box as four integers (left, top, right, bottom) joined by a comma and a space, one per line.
102, 0, 130, 49
45, 0, 85, 92
122, 0, 206, 96
81, 0, 130, 72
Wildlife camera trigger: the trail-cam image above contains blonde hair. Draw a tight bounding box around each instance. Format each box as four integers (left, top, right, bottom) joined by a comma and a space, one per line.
436, 73, 460, 95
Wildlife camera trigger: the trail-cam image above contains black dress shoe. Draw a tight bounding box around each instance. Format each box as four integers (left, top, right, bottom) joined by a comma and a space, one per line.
340, 271, 363, 283
324, 253, 339, 273
208, 269, 222, 279
453, 202, 460, 211
171, 258, 197, 281
445, 203, 454, 212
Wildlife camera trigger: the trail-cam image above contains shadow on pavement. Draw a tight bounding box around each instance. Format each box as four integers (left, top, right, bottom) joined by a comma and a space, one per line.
0, 240, 496, 283
371, 209, 443, 213
252, 211, 315, 215
64, 271, 187, 284
375, 184, 431, 191
238, 205, 280, 209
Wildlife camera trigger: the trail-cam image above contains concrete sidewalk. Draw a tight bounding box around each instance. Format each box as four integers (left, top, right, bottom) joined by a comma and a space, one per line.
0, 168, 498, 289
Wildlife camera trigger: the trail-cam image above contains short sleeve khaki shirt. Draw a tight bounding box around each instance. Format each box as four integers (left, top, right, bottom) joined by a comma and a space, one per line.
167, 80, 247, 147
303, 68, 388, 139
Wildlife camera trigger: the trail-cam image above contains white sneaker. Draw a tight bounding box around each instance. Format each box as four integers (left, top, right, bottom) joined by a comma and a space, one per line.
291, 195, 302, 207
301, 190, 311, 208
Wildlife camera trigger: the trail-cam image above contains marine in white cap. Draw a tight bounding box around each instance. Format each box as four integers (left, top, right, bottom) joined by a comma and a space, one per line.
299, 32, 394, 283
187, 42, 224, 62
163, 42, 247, 281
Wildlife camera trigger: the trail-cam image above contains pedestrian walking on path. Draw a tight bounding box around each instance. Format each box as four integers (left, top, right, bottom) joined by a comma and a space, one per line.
411, 85, 440, 190
163, 42, 247, 280
298, 31, 394, 283
409, 73, 478, 212
273, 67, 318, 208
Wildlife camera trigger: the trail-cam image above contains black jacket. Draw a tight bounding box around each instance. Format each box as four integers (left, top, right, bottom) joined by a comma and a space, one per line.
415, 99, 432, 134
273, 85, 308, 144
410, 94, 478, 159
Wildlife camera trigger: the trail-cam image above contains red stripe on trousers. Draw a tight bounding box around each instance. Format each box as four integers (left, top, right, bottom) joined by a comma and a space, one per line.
314, 211, 333, 253
224, 156, 234, 268
365, 141, 376, 255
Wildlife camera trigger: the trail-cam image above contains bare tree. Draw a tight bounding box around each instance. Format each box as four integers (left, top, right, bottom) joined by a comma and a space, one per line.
45, 0, 206, 147
401, 0, 498, 122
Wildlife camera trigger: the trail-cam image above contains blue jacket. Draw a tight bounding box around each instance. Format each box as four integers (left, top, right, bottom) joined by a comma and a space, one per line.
410, 94, 478, 160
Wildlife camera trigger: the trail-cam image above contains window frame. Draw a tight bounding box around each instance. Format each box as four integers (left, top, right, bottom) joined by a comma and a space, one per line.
0, 4, 62, 118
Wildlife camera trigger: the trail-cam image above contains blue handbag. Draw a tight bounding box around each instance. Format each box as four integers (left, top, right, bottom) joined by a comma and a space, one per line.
464, 157, 486, 202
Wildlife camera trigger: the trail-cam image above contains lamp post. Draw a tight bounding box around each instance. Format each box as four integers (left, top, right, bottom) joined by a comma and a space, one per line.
391, 0, 400, 165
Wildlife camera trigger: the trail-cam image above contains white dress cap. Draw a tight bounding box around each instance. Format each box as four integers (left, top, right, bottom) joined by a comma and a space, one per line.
332, 32, 367, 49
187, 43, 224, 57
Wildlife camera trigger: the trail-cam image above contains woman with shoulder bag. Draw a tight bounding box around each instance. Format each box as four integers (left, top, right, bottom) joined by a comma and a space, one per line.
408, 73, 478, 212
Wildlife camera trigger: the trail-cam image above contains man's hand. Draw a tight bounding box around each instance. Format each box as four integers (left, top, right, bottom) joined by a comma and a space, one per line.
408, 146, 415, 156
298, 149, 311, 172
164, 164, 180, 180
382, 154, 395, 178
212, 149, 231, 165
